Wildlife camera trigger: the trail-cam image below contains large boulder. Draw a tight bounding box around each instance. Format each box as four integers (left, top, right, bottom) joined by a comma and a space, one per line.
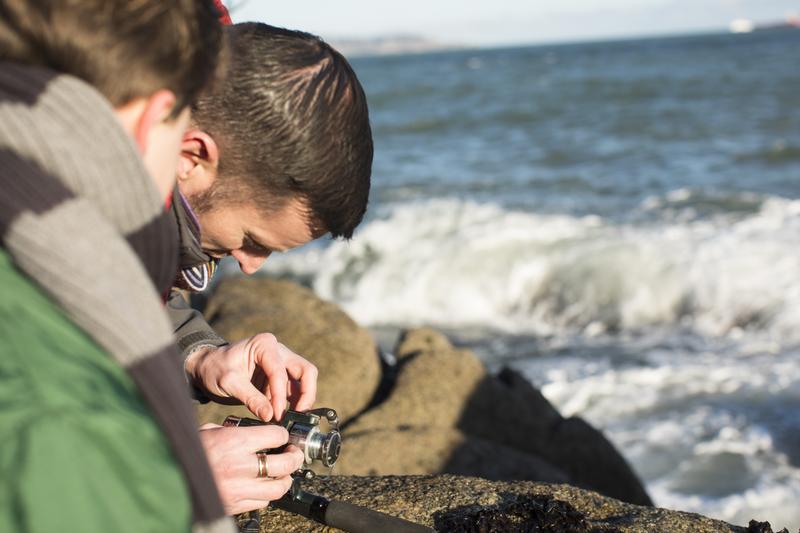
335, 426, 568, 483
198, 277, 381, 425
344, 328, 651, 506
250, 475, 769, 533
459, 366, 653, 506
194, 281, 650, 507
343, 327, 488, 434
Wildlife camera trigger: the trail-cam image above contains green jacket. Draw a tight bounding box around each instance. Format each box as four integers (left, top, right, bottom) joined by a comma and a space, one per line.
0, 249, 191, 533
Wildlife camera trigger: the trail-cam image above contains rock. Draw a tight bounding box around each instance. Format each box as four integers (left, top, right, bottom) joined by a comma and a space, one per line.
344, 327, 488, 434
334, 426, 569, 483
249, 475, 754, 532
343, 328, 651, 506
459, 367, 653, 506
544, 417, 653, 506
745, 520, 791, 533
200, 277, 381, 424
195, 283, 651, 507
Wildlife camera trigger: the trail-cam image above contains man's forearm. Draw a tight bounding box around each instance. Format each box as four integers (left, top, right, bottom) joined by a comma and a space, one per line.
166, 289, 229, 401
166, 289, 229, 355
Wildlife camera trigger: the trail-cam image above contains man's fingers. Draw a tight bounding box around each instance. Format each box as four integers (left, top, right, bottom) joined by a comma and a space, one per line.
279, 344, 318, 411
229, 499, 271, 515
256, 447, 304, 479
287, 380, 301, 410
221, 475, 293, 514
257, 362, 288, 421
220, 476, 296, 515
287, 378, 314, 412
234, 424, 290, 454
249, 334, 290, 419
224, 378, 274, 421
238, 476, 295, 503
294, 370, 316, 411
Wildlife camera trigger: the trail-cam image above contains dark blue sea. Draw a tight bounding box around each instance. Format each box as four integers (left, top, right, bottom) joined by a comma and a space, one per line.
234, 29, 800, 528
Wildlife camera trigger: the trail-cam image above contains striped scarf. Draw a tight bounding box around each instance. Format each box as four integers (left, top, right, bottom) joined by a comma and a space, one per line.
172, 189, 219, 292
0, 62, 234, 533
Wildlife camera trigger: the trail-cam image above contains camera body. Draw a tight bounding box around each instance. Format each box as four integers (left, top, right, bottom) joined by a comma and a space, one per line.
223, 408, 341, 469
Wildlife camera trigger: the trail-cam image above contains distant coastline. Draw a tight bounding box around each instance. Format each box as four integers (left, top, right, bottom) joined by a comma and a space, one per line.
327, 19, 799, 58
328, 35, 465, 58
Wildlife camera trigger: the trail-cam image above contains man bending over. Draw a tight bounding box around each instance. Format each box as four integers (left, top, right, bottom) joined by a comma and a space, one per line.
166, 22, 374, 514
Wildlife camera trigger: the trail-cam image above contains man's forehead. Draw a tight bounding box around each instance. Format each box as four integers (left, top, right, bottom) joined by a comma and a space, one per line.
247, 197, 321, 250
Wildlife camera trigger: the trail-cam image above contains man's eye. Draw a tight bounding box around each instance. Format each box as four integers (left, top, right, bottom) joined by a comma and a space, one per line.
242, 236, 271, 255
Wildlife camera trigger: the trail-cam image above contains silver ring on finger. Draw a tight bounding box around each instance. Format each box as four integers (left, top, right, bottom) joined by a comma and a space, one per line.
256, 451, 269, 478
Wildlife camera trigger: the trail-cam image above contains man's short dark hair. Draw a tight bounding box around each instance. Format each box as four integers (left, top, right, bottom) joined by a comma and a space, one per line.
192, 23, 374, 239
0, 0, 223, 115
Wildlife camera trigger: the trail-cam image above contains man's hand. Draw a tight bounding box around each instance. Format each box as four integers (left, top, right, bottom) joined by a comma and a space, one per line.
199, 423, 305, 515
186, 333, 318, 421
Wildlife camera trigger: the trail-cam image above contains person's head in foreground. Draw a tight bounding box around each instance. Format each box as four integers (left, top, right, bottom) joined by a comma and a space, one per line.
178, 22, 374, 274
0, 1, 236, 532
0, 0, 222, 198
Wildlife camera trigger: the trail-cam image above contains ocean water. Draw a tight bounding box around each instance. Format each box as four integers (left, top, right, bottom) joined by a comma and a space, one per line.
239, 29, 800, 528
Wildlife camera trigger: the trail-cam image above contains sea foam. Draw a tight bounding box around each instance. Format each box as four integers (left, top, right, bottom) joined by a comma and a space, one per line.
266, 194, 800, 343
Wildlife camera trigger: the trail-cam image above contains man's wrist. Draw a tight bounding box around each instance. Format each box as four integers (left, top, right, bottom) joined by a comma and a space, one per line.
184, 344, 216, 385
184, 344, 221, 403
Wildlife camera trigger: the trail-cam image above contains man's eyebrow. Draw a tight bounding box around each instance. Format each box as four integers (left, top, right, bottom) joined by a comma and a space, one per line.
243, 233, 284, 253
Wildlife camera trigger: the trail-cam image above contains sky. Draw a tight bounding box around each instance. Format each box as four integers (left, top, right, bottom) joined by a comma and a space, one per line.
230, 0, 799, 47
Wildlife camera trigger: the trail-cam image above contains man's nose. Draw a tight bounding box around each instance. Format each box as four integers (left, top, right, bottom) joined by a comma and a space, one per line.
230, 249, 268, 275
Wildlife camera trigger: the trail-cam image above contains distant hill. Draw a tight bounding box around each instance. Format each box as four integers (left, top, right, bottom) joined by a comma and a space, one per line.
327, 35, 464, 57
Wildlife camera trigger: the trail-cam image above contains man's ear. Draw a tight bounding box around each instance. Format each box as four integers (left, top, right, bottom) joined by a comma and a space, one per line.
178, 129, 219, 196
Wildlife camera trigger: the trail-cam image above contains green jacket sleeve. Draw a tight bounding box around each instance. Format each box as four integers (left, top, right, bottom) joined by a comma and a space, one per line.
1, 412, 192, 533
0, 250, 192, 533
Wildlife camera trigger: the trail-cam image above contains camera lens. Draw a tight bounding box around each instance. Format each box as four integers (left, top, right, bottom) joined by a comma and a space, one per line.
225, 412, 342, 468
296, 427, 341, 467
287, 424, 340, 467
321, 430, 341, 467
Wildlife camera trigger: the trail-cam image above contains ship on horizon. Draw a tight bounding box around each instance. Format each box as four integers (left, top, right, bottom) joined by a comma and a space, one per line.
729, 13, 800, 33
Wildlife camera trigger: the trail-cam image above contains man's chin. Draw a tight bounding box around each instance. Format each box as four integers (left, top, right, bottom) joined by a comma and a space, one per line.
201, 248, 228, 260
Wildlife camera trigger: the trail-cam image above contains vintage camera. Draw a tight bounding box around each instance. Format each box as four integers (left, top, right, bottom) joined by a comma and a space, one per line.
223, 408, 341, 469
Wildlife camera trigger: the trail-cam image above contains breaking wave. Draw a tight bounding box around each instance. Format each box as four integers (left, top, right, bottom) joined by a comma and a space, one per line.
266, 193, 800, 343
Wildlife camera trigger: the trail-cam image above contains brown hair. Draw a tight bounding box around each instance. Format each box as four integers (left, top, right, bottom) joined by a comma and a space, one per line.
191, 23, 373, 239
0, 0, 223, 116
